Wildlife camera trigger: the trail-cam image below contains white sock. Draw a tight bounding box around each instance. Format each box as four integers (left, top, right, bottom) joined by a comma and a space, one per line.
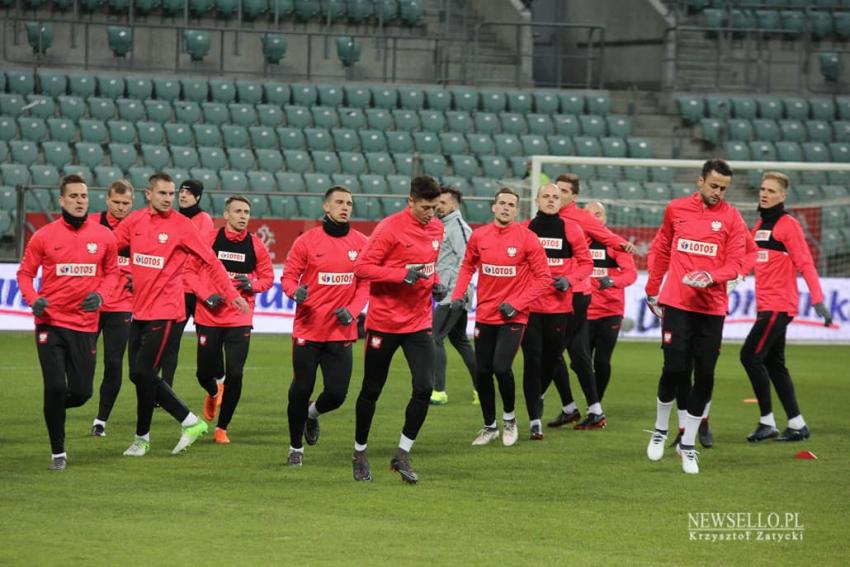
563, 402, 577, 414
702, 400, 712, 419
677, 409, 687, 429
181, 413, 199, 427
530, 419, 542, 429
93, 418, 106, 427
52, 452, 67, 459
788, 415, 806, 430
587, 402, 602, 415
655, 399, 673, 433
215, 376, 225, 385
760, 412, 777, 428
398, 434, 415, 452
138, 433, 150, 442
289, 446, 304, 453
354, 442, 367, 452
486, 421, 497, 429
307, 402, 320, 420
503, 411, 515, 422
681, 413, 701, 447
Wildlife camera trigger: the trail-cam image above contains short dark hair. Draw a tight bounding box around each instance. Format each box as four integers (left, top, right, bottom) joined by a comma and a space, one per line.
60, 174, 87, 196
148, 171, 173, 186
107, 179, 133, 197
440, 185, 463, 205
555, 173, 580, 195
225, 195, 251, 209
701, 159, 733, 179
410, 176, 441, 201
493, 187, 519, 205
324, 185, 352, 202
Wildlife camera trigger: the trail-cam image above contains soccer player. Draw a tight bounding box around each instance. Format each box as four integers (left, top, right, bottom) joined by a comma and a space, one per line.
431, 186, 476, 406
740, 172, 832, 443
644, 159, 750, 474
161, 179, 214, 388
17, 174, 119, 470
89, 179, 135, 437
282, 186, 369, 466
191, 195, 274, 445
113, 172, 248, 457
351, 176, 445, 484
584, 201, 637, 401
521, 184, 592, 440
450, 188, 551, 447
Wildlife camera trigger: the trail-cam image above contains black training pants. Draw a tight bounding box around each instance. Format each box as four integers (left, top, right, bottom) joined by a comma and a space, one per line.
522, 312, 568, 421
432, 303, 476, 392
740, 311, 800, 420
475, 322, 525, 425
588, 315, 622, 401
355, 329, 434, 445
35, 325, 97, 454
288, 339, 353, 449
96, 311, 131, 422
161, 293, 195, 387
196, 324, 252, 430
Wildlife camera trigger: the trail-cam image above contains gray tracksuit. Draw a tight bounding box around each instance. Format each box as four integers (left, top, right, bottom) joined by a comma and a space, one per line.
436, 208, 473, 308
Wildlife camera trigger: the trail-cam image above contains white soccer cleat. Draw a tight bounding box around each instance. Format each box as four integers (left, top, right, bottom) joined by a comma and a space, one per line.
171, 420, 208, 455
677, 444, 700, 474
472, 426, 500, 446
502, 419, 518, 447
646, 429, 667, 461
123, 437, 150, 457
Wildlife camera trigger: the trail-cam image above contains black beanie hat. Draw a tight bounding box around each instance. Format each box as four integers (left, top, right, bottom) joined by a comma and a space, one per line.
179, 179, 204, 199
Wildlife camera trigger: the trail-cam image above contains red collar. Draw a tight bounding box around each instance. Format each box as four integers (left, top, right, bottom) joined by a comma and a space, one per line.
224, 225, 248, 242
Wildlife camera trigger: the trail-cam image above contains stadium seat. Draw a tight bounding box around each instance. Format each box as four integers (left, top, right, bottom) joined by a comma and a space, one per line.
506, 91, 533, 114
141, 145, 171, 170
96, 76, 124, 100
705, 95, 731, 119
413, 132, 441, 154
627, 138, 653, 158
474, 112, 500, 135
586, 94, 610, 116
547, 135, 574, 156
114, 98, 146, 122
276, 171, 305, 192
359, 130, 387, 153
302, 128, 330, 151
806, 120, 832, 144
579, 115, 606, 137
339, 152, 367, 176
313, 151, 341, 175
79, 119, 107, 144
0, 94, 25, 117
252, 148, 282, 172
225, 148, 254, 171
386, 175, 412, 195
644, 182, 671, 201
331, 129, 359, 152
201, 102, 229, 126
399, 0, 424, 25
95, 165, 123, 187
174, 101, 202, 125
229, 103, 258, 128
10, 141, 38, 166
606, 115, 632, 138
398, 87, 425, 110
391, 110, 420, 132
304, 172, 332, 194
338, 107, 366, 130
463, 199, 492, 222
283, 149, 312, 173
222, 125, 250, 148
381, 196, 408, 216
246, 126, 275, 150
779, 119, 806, 142
386, 131, 414, 153
26, 22, 53, 54
521, 135, 548, 156
420, 154, 447, 177
126, 166, 153, 190
559, 93, 584, 115
623, 166, 650, 182
677, 95, 704, 124
25, 95, 54, 119
136, 122, 164, 146
393, 153, 414, 176
37, 71, 67, 97
18, 118, 47, 142
183, 31, 211, 62
600, 137, 627, 158
450, 88, 479, 112
596, 165, 622, 181
108, 143, 137, 172
75, 141, 105, 170
371, 86, 398, 110
451, 155, 479, 179
440, 133, 467, 154
282, 106, 311, 129
724, 141, 751, 161
220, 170, 249, 192
30, 164, 60, 188
359, 174, 387, 195
365, 152, 394, 175
783, 97, 809, 120
500, 113, 527, 135
467, 133, 495, 155
553, 114, 580, 136
533, 92, 560, 115
248, 171, 277, 193
752, 119, 780, 142
480, 90, 507, 113
336, 37, 362, 67
42, 141, 73, 169
108, 120, 136, 144
190, 169, 218, 192
446, 111, 473, 134
441, 176, 469, 195
756, 96, 783, 120
809, 98, 835, 121
748, 141, 776, 160
172, 146, 200, 170
494, 134, 522, 157
731, 97, 757, 120
425, 88, 452, 111
312, 106, 339, 129
726, 119, 753, 142
419, 110, 445, 133
1, 163, 31, 186
802, 142, 829, 162
828, 142, 850, 162
479, 155, 508, 179
192, 124, 221, 147
526, 114, 554, 136
208, 79, 236, 104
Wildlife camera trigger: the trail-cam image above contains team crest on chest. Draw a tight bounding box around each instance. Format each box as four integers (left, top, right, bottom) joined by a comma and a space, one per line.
86, 242, 98, 254
348, 250, 358, 261
710, 221, 722, 232
158, 233, 169, 244
506, 246, 517, 257
432, 240, 439, 250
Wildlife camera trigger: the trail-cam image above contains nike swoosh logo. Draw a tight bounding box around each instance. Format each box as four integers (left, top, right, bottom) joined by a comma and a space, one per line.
151, 326, 162, 331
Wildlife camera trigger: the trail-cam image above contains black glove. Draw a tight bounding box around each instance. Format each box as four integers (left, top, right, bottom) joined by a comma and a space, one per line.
334, 307, 354, 325
123, 275, 133, 292
235, 274, 253, 293
80, 292, 103, 312
449, 298, 465, 312
31, 297, 48, 317
552, 277, 570, 292
598, 276, 615, 290
813, 302, 833, 327
204, 294, 224, 309
403, 267, 428, 285
499, 303, 518, 320
432, 283, 448, 302
293, 284, 308, 304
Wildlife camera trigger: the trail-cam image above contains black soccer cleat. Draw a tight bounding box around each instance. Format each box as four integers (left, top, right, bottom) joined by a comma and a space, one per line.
91, 423, 106, 437
546, 409, 581, 428
529, 423, 544, 441
669, 428, 684, 448
776, 425, 810, 442
304, 417, 320, 446
352, 449, 372, 482
286, 450, 303, 467
574, 412, 607, 430
49, 455, 67, 472
698, 419, 714, 448
390, 449, 419, 485
747, 423, 780, 443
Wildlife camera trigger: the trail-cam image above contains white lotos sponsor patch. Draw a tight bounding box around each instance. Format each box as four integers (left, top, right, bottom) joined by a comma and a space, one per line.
547, 258, 564, 266
56, 263, 96, 276
538, 237, 562, 250
676, 238, 718, 257
482, 264, 517, 277
590, 249, 607, 260
754, 230, 771, 241
218, 251, 246, 262
757, 250, 769, 263
591, 267, 608, 278
318, 272, 355, 285
133, 253, 165, 269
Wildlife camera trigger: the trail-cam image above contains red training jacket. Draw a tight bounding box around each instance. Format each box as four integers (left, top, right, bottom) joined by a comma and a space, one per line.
587, 240, 638, 320
354, 208, 443, 334
559, 201, 629, 294
182, 210, 215, 294
282, 225, 370, 342
89, 211, 133, 313
452, 222, 551, 325
18, 216, 119, 332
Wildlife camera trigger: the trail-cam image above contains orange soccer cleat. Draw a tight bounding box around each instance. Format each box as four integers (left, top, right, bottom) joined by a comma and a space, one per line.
213, 427, 230, 444
203, 382, 225, 421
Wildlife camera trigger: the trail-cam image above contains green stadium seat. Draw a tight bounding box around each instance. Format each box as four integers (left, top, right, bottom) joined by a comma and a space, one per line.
420, 154, 447, 177
627, 138, 653, 158
587, 180, 617, 201
547, 135, 574, 156
451, 155, 479, 179
553, 114, 580, 136
463, 199, 491, 223
0, 94, 25, 117
275, 171, 305, 192
5, 70, 33, 96
652, 167, 675, 183
480, 90, 507, 113
172, 146, 200, 170
183, 31, 211, 62
262, 84, 289, 108
164, 123, 193, 146
467, 133, 495, 155
725, 141, 751, 160
141, 145, 170, 170
586, 94, 610, 116
339, 152, 367, 176
731, 96, 757, 120
0, 140, 6, 162
837, 97, 850, 121
617, 181, 646, 200
285, 105, 313, 129
261, 33, 287, 65
802, 142, 829, 162
10, 141, 38, 166
63, 164, 93, 185
413, 132, 440, 154
600, 137, 627, 158
234, 80, 262, 105
97, 76, 125, 99
191, 169, 219, 191
304, 128, 332, 151
18, 117, 47, 142
780, 10, 805, 34
25, 95, 53, 120
558, 93, 584, 115
835, 121, 850, 142
440, 133, 467, 154
127, 166, 153, 190
174, 101, 202, 124
229, 102, 258, 127
526, 114, 554, 136
371, 86, 398, 110
623, 166, 650, 182
95, 165, 123, 187
398, 87, 424, 110
312, 84, 342, 108
137, 122, 165, 145
254, 148, 283, 172
565, 164, 594, 182
757, 96, 783, 120
579, 115, 606, 137
596, 165, 621, 181
779, 120, 805, 142
193, 124, 222, 147
336, 36, 362, 67
451, 88, 479, 112
754, 9, 781, 32
811, 11, 834, 40
506, 91, 532, 114
331, 129, 359, 152
222, 125, 249, 148
705, 95, 731, 119
727, 118, 753, 142
386, 175, 412, 196
606, 115, 632, 138
87, 97, 116, 121
419, 110, 445, 133
248, 126, 277, 150
776, 141, 803, 161
338, 108, 366, 130
269, 194, 297, 217
227, 148, 256, 171
783, 97, 808, 120
835, 11, 850, 40
821, 207, 847, 229
248, 171, 277, 192
366, 152, 394, 175
343, 85, 371, 108
151, 78, 180, 102
109, 143, 137, 172
533, 92, 559, 115
381, 196, 408, 215
290, 83, 317, 107
473, 112, 500, 134
445, 111, 473, 134
393, 153, 414, 176
42, 141, 73, 169
68, 74, 96, 99
441, 176, 469, 195
391, 110, 420, 132
304, 172, 332, 193
220, 170, 249, 192
312, 106, 339, 129
274, 128, 303, 151
37, 71, 67, 97
202, 102, 230, 126
494, 134, 522, 157
479, 155, 508, 179
30, 164, 60, 188
386, 131, 414, 153
359, 174, 388, 195
809, 98, 835, 121
359, 130, 387, 153
500, 113, 527, 135
209, 79, 236, 104
521, 134, 548, 156
284, 149, 312, 173
752, 119, 780, 142
399, 0, 425, 25
805, 120, 831, 144
313, 151, 341, 174
822, 184, 850, 199
107, 120, 136, 144
1, 163, 31, 186
828, 142, 850, 162
79, 119, 107, 144
254, 106, 282, 130
644, 182, 671, 201
57, 95, 85, 123
677, 95, 704, 125
425, 88, 452, 111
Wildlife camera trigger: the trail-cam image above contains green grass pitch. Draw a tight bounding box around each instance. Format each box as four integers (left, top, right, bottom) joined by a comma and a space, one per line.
1, 331, 848, 565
